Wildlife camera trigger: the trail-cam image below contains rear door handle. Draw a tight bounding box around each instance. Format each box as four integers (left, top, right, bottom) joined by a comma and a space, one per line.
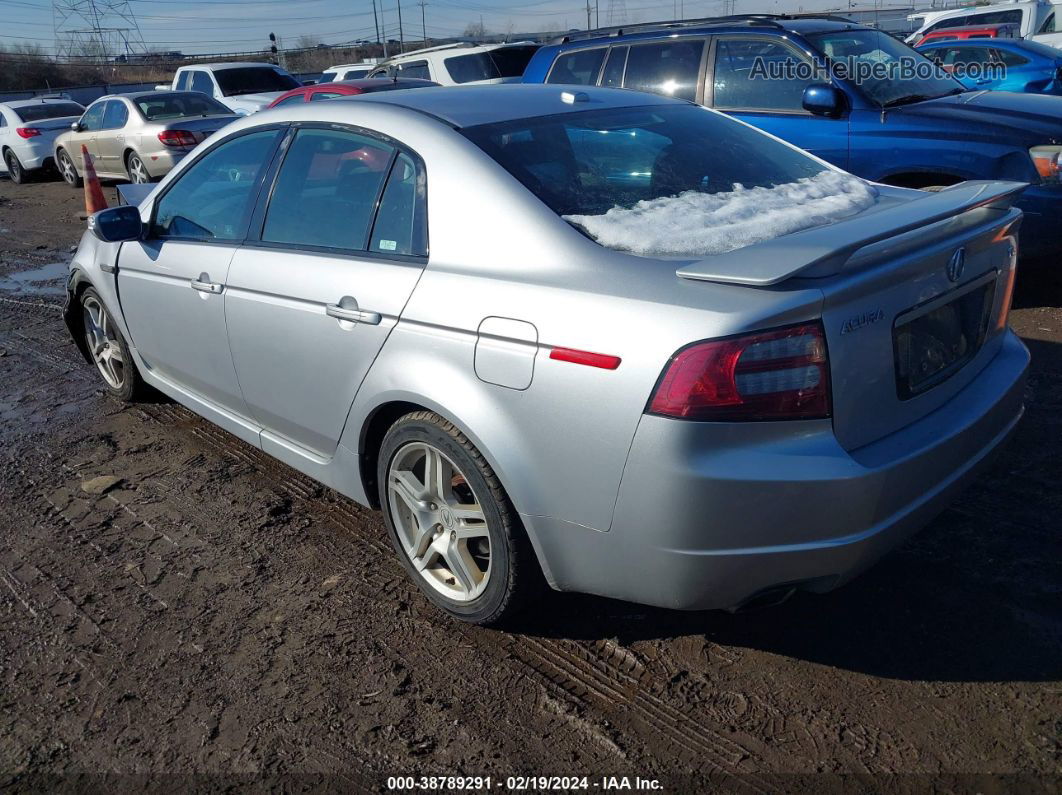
325, 303, 381, 325
190, 277, 223, 294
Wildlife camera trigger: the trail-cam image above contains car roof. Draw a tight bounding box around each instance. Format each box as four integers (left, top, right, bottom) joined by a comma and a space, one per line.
549, 15, 861, 49
385, 40, 537, 63
326, 63, 374, 71
1, 98, 82, 109
343, 83, 682, 128
330, 78, 438, 89
179, 62, 281, 71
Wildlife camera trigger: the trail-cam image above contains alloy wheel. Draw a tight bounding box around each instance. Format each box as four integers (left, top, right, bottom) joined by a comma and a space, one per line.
128, 154, 149, 184
82, 294, 125, 389
58, 150, 77, 185
5, 152, 22, 184
387, 442, 491, 602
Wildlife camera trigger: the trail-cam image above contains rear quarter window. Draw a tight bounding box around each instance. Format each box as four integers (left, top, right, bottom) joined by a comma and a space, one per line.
546, 48, 607, 85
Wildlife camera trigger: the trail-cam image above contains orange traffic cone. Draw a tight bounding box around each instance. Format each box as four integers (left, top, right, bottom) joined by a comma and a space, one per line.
81, 144, 108, 216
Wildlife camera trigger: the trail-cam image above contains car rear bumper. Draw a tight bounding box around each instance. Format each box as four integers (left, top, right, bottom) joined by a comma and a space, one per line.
141, 148, 187, 178
526, 330, 1029, 611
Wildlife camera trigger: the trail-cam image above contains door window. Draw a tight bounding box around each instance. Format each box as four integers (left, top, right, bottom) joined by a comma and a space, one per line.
397, 60, 431, 80
369, 152, 427, 256
623, 39, 704, 101
79, 102, 107, 131
190, 71, 215, 95
994, 48, 1029, 67
261, 128, 395, 251
272, 93, 306, 106
546, 48, 607, 85
713, 38, 813, 111
601, 46, 628, 87
101, 100, 129, 129
1040, 13, 1055, 34
153, 129, 280, 241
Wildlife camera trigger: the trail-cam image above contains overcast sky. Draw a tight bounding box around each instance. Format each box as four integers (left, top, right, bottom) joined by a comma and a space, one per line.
2, 0, 912, 55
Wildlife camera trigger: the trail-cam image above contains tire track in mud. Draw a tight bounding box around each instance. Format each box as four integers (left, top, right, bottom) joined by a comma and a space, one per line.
130, 405, 780, 788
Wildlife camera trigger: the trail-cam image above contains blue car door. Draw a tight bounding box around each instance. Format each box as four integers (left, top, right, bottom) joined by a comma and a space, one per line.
708, 35, 850, 170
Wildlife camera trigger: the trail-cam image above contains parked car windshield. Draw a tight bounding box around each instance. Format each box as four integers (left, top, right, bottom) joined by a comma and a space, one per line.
213, 67, 300, 96
444, 46, 540, 83
136, 92, 232, 120
807, 29, 963, 106
462, 104, 829, 218
14, 102, 85, 122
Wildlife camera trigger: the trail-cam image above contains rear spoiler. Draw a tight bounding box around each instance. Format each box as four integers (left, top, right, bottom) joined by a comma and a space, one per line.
675, 180, 1027, 287
116, 182, 154, 208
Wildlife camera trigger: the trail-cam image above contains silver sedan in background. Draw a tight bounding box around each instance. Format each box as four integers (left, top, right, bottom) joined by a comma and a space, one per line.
63, 86, 1029, 625
53, 91, 237, 186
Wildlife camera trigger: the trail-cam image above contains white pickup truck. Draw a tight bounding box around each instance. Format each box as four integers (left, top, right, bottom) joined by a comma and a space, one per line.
907, 0, 1062, 49
160, 62, 303, 115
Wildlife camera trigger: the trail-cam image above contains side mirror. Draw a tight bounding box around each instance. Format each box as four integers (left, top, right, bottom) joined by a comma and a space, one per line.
88, 205, 143, 243
70, 121, 82, 132
802, 84, 845, 117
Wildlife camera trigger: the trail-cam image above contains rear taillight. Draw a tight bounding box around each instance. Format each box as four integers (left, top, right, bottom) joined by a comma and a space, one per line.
157, 130, 197, 147
15, 127, 41, 139
649, 322, 831, 421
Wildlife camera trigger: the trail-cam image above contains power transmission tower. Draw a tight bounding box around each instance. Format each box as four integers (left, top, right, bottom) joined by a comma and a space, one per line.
606, 0, 627, 26
52, 0, 147, 60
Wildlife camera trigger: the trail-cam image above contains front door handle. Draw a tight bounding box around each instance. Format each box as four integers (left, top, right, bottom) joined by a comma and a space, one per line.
190, 273, 223, 294
326, 302, 381, 325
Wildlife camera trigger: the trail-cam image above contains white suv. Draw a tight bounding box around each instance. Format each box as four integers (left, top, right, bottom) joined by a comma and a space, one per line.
368, 42, 540, 85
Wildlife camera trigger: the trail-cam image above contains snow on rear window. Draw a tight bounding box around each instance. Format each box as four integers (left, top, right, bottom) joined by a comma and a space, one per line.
563, 170, 877, 257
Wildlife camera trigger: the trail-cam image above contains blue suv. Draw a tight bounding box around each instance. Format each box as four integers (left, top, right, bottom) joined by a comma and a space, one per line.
523, 15, 1062, 259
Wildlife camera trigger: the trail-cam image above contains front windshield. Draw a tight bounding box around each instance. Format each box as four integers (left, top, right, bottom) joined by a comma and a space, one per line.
463, 104, 876, 257
136, 92, 232, 120
14, 102, 85, 122
807, 29, 963, 106
214, 67, 300, 96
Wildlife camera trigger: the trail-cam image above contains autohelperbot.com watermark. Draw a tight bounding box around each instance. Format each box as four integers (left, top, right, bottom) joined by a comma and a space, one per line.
749, 55, 1006, 85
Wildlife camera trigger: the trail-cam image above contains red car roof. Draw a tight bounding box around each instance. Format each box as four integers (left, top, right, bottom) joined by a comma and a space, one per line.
267, 78, 439, 108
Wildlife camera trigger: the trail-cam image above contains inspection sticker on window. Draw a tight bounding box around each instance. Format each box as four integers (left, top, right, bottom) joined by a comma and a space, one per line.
379, 239, 397, 251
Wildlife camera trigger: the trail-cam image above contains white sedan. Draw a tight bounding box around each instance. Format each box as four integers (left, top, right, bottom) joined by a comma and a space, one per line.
0, 98, 86, 184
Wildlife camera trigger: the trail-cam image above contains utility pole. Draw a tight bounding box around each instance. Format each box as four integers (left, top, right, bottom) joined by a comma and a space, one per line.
418, 1, 427, 46
371, 0, 380, 47
380, 0, 389, 58
586, 0, 591, 29
397, 0, 405, 54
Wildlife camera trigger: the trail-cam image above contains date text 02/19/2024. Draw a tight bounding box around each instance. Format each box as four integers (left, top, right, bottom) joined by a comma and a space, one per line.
385, 776, 664, 791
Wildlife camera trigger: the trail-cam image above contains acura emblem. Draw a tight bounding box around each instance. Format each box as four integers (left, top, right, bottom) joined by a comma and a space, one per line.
946, 247, 966, 283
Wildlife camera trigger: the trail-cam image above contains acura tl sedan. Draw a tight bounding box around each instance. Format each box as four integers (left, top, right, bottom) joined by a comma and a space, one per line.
63, 85, 1029, 624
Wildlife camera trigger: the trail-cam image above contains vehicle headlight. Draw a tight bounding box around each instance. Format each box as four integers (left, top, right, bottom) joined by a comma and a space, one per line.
1030, 145, 1061, 184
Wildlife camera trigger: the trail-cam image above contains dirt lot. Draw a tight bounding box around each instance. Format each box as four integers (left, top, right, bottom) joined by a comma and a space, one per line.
1, 178, 1060, 792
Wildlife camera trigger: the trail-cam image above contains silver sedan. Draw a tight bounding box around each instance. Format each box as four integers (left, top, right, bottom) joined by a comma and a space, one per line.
53, 91, 237, 186
63, 85, 1029, 624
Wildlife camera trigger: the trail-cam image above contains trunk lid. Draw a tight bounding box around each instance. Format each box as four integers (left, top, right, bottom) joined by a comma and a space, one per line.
160, 114, 237, 144
677, 181, 1025, 451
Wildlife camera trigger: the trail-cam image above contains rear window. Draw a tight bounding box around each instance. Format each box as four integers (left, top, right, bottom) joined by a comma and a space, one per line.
462, 104, 875, 257
136, 92, 232, 120
445, 46, 540, 83
13, 102, 85, 122
214, 67, 300, 96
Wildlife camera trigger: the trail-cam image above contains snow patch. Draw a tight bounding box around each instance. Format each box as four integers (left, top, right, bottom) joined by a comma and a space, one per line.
564, 170, 877, 258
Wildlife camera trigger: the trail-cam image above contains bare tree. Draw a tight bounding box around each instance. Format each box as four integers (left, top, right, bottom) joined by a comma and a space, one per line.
463, 20, 488, 39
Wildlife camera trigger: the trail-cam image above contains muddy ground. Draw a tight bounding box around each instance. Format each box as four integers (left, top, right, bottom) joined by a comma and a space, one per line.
0, 178, 1059, 793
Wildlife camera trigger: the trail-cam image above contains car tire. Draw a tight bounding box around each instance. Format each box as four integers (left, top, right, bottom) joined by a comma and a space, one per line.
126, 152, 151, 184
4, 150, 28, 184
377, 410, 540, 625
79, 288, 146, 402
56, 147, 83, 187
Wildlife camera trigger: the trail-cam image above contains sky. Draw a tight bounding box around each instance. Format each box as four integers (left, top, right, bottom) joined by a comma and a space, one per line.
1, 0, 915, 56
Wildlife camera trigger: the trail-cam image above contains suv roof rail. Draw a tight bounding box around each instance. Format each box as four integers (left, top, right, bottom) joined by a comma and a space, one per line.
550, 13, 855, 44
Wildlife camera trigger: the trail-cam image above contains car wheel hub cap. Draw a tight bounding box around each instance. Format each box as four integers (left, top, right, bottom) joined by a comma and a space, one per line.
82, 296, 124, 389
387, 442, 490, 602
